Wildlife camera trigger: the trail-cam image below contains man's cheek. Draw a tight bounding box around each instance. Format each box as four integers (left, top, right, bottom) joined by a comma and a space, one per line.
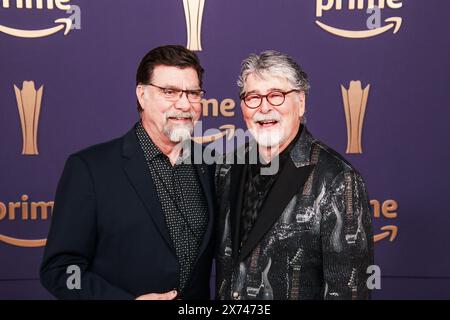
193, 112, 201, 123
242, 110, 252, 124
193, 106, 202, 118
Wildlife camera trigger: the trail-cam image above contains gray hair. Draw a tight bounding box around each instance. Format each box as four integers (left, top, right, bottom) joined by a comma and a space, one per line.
237, 50, 310, 96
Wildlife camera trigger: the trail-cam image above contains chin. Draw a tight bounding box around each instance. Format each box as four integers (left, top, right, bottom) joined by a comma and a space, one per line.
254, 129, 284, 148
166, 125, 193, 143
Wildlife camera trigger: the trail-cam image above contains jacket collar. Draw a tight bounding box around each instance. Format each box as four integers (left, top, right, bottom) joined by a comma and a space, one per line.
290, 125, 317, 168
229, 125, 317, 262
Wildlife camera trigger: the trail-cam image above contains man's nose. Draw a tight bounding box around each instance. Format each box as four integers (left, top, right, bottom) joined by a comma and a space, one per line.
259, 97, 273, 114
174, 92, 191, 111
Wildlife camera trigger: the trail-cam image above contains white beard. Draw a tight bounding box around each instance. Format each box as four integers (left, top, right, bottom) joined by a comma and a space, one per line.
165, 124, 193, 143
250, 110, 285, 148
252, 128, 283, 148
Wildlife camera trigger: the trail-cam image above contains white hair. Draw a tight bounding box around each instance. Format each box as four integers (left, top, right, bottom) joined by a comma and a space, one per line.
237, 50, 310, 96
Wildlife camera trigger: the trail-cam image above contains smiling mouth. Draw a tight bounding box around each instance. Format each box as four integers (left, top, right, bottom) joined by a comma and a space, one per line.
256, 119, 279, 128
168, 116, 192, 122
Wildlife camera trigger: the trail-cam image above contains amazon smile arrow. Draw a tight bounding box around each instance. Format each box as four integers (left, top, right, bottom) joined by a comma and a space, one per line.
192, 124, 236, 144
316, 17, 402, 39
374, 225, 398, 242
0, 234, 47, 247
0, 18, 72, 38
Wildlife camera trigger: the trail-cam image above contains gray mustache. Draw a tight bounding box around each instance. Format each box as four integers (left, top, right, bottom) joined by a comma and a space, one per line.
165, 112, 194, 120
252, 112, 282, 123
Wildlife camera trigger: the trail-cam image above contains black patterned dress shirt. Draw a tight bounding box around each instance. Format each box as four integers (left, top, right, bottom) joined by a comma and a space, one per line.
135, 122, 208, 292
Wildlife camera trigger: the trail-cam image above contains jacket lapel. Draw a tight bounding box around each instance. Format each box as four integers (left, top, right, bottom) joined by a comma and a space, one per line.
230, 164, 247, 259
193, 161, 215, 259
238, 158, 314, 261
121, 128, 175, 253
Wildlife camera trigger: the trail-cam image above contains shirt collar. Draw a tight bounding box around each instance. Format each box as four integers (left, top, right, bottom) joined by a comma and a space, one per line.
135, 121, 163, 161
135, 121, 195, 165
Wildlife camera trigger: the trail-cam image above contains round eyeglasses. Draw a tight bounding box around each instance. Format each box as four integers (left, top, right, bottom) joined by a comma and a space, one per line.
240, 89, 300, 109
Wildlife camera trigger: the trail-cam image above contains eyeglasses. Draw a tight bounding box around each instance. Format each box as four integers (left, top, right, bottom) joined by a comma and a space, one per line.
240, 89, 300, 109
143, 83, 205, 103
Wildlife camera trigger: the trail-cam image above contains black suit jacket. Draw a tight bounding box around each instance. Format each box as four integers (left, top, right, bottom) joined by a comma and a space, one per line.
40, 126, 215, 299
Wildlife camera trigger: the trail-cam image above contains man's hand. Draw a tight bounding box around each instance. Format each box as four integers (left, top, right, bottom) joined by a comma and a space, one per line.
135, 290, 178, 300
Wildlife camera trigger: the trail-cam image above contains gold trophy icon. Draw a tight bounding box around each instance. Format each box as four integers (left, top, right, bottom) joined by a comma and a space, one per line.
341, 81, 370, 154
14, 81, 44, 155
183, 0, 205, 51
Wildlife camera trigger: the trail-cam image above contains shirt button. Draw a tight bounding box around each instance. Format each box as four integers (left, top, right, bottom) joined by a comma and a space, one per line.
232, 292, 240, 299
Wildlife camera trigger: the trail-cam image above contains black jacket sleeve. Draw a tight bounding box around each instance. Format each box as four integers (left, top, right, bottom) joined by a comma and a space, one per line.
320, 170, 374, 300
40, 154, 134, 299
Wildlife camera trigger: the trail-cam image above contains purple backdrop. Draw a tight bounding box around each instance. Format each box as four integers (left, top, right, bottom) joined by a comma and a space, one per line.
0, 0, 449, 299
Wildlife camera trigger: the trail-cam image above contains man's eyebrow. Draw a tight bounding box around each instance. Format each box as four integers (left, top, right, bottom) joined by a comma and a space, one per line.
157, 84, 180, 89
245, 88, 284, 95
159, 84, 201, 90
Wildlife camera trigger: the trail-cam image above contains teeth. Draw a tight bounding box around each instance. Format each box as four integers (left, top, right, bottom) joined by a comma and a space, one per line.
258, 120, 277, 124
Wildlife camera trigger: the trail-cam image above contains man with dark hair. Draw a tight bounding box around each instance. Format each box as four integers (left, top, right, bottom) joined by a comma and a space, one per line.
40, 45, 215, 300
215, 50, 374, 300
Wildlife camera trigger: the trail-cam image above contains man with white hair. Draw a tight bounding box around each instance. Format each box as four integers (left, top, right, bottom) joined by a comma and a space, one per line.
41, 45, 215, 300
215, 50, 374, 300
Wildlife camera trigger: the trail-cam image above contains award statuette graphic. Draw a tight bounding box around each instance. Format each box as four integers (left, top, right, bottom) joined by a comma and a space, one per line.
183, 0, 205, 51
341, 81, 370, 154
14, 81, 44, 155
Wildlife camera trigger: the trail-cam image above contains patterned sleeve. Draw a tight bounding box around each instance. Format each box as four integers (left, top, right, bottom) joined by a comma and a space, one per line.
319, 170, 374, 300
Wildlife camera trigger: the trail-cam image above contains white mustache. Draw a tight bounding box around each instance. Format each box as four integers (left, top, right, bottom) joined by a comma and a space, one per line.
252, 112, 282, 123
165, 112, 194, 121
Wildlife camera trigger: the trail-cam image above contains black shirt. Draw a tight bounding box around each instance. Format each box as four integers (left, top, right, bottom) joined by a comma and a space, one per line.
240, 125, 303, 247
135, 122, 208, 292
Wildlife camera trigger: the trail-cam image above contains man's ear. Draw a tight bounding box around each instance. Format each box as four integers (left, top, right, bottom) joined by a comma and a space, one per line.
298, 91, 306, 117
136, 85, 145, 110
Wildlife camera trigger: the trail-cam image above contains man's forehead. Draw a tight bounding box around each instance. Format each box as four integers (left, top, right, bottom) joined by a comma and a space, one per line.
244, 72, 290, 92
152, 65, 199, 86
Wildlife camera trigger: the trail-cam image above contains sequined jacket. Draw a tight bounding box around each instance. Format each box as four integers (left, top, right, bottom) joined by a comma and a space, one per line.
215, 126, 374, 300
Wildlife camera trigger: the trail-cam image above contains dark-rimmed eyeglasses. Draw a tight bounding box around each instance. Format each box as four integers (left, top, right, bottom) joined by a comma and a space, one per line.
240, 89, 300, 109
142, 83, 205, 103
